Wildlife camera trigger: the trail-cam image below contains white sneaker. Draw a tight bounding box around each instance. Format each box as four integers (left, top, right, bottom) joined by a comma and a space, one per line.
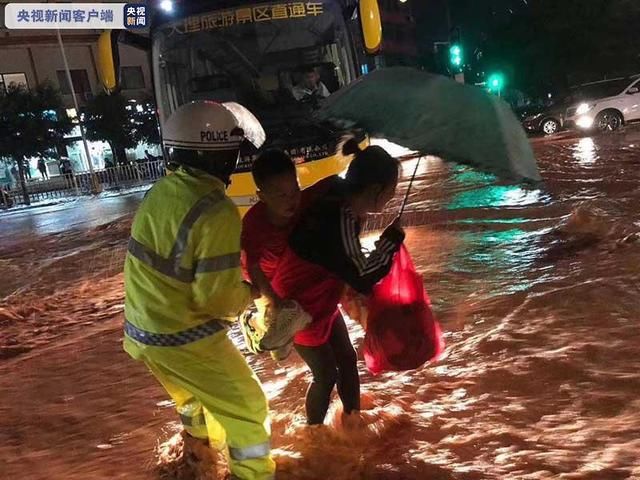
259, 300, 311, 351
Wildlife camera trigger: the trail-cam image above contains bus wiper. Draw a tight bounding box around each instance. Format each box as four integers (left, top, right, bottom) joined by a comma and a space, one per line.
262, 23, 287, 55
216, 38, 260, 78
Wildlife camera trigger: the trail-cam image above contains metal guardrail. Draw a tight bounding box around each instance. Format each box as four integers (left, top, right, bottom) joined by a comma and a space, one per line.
1, 160, 166, 208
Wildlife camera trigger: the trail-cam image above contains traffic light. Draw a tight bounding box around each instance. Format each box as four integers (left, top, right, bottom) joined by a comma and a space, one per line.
487, 72, 505, 93
449, 44, 463, 70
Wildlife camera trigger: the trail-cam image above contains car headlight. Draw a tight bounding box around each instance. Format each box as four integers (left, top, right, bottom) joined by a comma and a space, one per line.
576, 116, 594, 129
576, 103, 595, 115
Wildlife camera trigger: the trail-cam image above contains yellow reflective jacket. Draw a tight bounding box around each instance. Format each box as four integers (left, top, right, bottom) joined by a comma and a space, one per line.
123, 167, 251, 357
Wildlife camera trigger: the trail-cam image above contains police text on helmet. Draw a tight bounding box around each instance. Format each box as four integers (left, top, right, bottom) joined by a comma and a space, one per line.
201, 130, 229, 142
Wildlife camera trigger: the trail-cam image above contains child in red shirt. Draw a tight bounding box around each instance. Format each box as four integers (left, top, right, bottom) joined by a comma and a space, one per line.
240, 150, 329, 357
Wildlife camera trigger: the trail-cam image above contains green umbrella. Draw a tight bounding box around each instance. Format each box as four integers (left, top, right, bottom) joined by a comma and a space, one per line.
316, 67, 541, 182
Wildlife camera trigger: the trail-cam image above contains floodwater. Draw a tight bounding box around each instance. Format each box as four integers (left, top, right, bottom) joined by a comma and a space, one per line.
1, 129, 639, 479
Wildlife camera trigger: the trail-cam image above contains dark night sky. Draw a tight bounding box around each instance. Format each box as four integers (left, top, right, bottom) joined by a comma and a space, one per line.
412, 0, 528, 52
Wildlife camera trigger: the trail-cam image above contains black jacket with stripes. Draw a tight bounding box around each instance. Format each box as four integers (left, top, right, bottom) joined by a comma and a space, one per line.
289, 177, 405, 295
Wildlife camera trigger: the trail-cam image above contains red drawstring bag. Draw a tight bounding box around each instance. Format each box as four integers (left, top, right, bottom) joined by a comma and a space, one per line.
363, 244, 445, 375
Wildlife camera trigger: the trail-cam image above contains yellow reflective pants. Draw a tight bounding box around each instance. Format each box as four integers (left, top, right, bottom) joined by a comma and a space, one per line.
130, 330, 276, 480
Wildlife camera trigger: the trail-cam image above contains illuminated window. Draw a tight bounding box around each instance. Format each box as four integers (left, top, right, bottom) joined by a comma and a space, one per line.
0, 72, 28, 92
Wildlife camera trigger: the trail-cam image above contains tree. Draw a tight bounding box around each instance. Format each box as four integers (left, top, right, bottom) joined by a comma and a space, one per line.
131, 98, 161, 147
83, 92, 136, 165
83, 93, 161, 165
0, 83, 73, 205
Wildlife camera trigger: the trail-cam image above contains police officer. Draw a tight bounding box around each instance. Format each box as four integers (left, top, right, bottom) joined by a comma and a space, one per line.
123, 101, 274, 480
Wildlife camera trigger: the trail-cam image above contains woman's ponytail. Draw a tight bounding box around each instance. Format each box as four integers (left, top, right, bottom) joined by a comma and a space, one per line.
340, 136, 362, 157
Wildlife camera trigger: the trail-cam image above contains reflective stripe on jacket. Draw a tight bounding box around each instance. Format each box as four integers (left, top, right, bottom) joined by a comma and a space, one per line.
124, 167, 251, 353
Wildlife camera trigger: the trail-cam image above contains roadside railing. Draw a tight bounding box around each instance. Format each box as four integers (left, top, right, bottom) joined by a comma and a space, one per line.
1, 160, 166, 208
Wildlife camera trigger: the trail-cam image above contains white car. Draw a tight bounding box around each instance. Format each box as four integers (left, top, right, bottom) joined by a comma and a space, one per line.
565, 75, 640, 132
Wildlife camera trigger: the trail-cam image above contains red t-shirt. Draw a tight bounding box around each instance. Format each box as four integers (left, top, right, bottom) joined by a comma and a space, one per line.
241, 176, 334, 282
271, 248, 344, 347
241, 177, 337, 346
241, 201, 291, 281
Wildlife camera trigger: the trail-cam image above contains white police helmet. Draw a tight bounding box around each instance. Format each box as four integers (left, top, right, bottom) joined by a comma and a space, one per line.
163, 100, 265, 151
163, 101, 265, 183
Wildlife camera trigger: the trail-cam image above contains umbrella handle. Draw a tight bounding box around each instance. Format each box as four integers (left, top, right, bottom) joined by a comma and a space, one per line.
399, 156, 421, 218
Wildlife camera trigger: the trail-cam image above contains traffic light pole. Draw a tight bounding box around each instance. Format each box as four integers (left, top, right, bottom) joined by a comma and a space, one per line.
444, 0, 452, 36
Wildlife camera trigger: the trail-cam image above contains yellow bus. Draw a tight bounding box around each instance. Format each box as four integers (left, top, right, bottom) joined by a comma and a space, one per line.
98, 0, 382, 214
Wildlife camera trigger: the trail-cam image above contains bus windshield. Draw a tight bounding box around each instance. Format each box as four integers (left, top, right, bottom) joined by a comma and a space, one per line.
152, 1, 356, 147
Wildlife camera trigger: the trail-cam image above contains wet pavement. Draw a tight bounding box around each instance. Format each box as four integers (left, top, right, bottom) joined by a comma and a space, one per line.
1, 127, 639, 479
0, 191, 146, 241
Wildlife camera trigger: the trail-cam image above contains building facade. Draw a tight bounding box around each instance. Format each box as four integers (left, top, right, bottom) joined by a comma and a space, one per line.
0, 3, 157, 183
377, 0, 418, 67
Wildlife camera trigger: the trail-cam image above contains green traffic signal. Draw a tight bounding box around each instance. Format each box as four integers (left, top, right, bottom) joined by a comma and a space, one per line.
449, 44, 463, 69
487, 73, 505, 91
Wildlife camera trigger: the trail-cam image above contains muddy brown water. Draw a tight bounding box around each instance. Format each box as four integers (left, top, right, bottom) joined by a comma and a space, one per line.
1, 130, 639, 479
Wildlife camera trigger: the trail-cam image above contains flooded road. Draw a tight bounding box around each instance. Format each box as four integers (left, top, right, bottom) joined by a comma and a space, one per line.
0, 191, 145, 241
1, 129, 639, 479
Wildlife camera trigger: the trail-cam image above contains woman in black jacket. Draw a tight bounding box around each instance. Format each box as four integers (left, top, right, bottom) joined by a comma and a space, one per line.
271, 138, 405, 425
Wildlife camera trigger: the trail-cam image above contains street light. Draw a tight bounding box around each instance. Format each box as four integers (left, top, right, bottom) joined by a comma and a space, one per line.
56, 29, 100, 194
160, 0, 173, 13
